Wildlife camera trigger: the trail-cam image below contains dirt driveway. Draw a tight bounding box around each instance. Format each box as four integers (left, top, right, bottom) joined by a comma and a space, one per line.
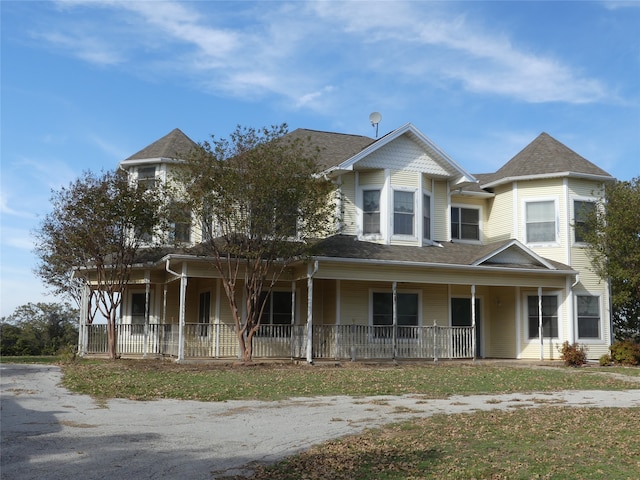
2, 363, 639, 480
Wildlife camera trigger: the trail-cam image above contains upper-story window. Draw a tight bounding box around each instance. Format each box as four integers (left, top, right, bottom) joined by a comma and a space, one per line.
169, 201, 191, 244
525, 200, 556, 244
423, 194, 431, 241
451, 206, 480, 241
393, 190, 414, 236
363, 189, 381, 235
137, 166, 157, 189
574, 200, 596, 244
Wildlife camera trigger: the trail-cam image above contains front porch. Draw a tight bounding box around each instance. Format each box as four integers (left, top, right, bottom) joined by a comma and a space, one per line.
82, 323, 476, 361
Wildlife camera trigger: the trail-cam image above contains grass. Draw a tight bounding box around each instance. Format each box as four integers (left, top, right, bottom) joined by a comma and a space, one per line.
0, 355, 64, 364
240, 407, 640, 480
59, 359, 639, 402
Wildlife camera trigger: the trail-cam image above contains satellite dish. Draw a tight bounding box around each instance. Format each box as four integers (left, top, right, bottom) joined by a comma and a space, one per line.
369, 112, 382, 137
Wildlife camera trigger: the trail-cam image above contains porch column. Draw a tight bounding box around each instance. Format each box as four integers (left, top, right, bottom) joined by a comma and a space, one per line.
392, 281, 398, 359
335, 280, 341, 360
143, 270, 150, 359
471, 284, 476, 361
538, 286, 544, 360
177, 263, 188, 362
306, 261, 318, 363
214, 279, 221, 358
291, 280, 296, 359
78, 283, 89, 357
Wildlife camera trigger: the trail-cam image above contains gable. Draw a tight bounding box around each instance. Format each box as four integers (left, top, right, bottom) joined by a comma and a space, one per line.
472, 240, 555, 270
357, 135, 452, 177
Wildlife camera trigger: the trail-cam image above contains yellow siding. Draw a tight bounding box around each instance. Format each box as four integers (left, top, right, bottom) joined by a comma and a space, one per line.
390, 169, 419, 187
485, 184, 513, 242
433, 180, 449, 242
359, 170, 385, 186
340, 174, 357, 235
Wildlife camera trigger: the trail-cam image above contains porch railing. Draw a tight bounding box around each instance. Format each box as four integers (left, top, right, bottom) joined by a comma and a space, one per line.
83, 323, 474, 360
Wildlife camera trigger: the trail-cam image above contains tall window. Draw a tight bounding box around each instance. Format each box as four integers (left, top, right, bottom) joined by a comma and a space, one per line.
198, 291, 211, 336
526, 200, 556, 243
574, 200, 595, 243
577, 295, 600, 339
130, 292, 146, 335
170, 202, 191, 244
259, 291, 292, 327
372, 292, 419, 338
394, 191, 414, 236
423, 194, 431, 240
137, 166, 157, 190
451, 207, 479, 241
527, 295, 558, 338
363, 189, 381, 235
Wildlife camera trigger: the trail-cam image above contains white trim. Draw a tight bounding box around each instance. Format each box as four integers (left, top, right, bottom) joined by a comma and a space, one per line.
391, 186, 418, 241
570, 196, 598, 247
450, 204, 482, 244
523, 197, 560, 247
522, 289, 563, 343
574, 292, 604, 343
368, 287, 423, 327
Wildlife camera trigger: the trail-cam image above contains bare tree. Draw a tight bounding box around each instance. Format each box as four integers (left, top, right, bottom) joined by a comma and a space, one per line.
34, 169, 170, 359
179, 124, 334, 362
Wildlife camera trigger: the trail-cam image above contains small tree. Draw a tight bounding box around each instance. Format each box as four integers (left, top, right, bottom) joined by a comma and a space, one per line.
34, 169, 170, 359
579, 176, 640, 341
179, 124, 334, 362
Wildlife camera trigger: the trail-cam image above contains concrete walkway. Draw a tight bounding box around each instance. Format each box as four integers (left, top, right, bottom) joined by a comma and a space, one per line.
1, 363, 639, 480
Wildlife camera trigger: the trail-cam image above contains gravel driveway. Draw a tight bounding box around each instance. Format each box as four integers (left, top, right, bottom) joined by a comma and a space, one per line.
2, 363, 639, 480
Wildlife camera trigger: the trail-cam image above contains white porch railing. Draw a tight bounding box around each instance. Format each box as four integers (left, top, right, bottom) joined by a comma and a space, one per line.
84, 323, 474, 360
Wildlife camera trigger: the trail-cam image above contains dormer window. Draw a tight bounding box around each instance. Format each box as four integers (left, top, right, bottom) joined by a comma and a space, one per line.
451, 206, 480, 241
393, 190, 414, 236
363, 189, 381, 235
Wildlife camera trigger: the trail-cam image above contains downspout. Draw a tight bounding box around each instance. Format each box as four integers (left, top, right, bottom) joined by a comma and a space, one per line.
306, 260, 319, 364
568, 274, 580, 344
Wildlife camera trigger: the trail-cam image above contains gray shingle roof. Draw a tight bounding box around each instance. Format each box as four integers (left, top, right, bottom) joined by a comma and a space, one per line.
310, 235, 572, 271
125, 128, 198, 161
285, 128, 376, 171
480, 132, 612, 187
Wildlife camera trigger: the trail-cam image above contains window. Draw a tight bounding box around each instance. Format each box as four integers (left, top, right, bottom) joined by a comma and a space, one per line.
423, 194, 431, 240
137, 166, 157, 189
574, 200, 595, 243
372, 292, 419, 338
393, 191, 414, 236
170, 202, 191, 244
577, 295, 600, 339
198, 292, 211, 336
130, 292, 146, 335
526, 200, 556, 243
451, 207, 479, 241
363, 189, 381, 235
527, 295, 558, 338
258, 291, 292, 335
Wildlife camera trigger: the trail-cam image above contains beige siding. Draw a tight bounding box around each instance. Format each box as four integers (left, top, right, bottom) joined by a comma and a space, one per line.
485, 184, 513, 242
433, 180, 449, 242
390, 169, 419, 187
359, 170, 385, 186
340, 174, 357, 235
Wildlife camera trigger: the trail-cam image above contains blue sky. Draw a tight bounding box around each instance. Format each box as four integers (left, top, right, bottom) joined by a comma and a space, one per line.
1, 0, 639, 317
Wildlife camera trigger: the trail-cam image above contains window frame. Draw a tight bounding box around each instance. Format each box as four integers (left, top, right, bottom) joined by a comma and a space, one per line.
198, 290, 211, 337
450, 205, 481, 243
524, 198, 558, 245
576, 294, 602, 341
362, 188, 382, 236
572, 198, 597, 245
392, 188, 416, 239
369, 289, 421, 340
129, 291, 149, 335
526, 293, 560, 340
255, 289, 297, 337
137, 166, 157, 190
423, 193, 432, 241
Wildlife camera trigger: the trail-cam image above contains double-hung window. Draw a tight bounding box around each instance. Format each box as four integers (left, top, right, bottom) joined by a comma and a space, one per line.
577, 295, 600, 339
527, 295, 558, 338
423, 194, 431, 241
258, 291, 293, 336
372, 292, 419, 339
526, 200, 556, 243
393, 190, 414, 236
451, 206, 480, 241
198, 291, 211, 336
363, 189, 381, 235
574, 200, 595, 244
130, 292, 147, 335
137, 166, 157, 190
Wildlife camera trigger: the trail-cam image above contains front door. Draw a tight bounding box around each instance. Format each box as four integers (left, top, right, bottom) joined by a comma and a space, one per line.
451, 297, 482, 357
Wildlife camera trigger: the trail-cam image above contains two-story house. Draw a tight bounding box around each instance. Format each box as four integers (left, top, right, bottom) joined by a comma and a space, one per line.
80, 123, 614, 361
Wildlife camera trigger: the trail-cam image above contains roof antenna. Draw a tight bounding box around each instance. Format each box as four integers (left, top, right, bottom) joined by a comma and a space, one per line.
369, 112, 382, 138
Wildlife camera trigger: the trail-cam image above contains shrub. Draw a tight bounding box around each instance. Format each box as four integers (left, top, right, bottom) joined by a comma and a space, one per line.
609, 340, 640, 366
560, 341, 587, 367
599, 354, 612, 366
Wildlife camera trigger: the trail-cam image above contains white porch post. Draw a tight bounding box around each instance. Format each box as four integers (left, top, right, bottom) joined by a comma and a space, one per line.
177, 263, 187, 362
214, 279, 221, 358
306, 261, 317, 364
335, 280, 341, 360
392, 281, 398, 359
78, 283, 89, 357
471, 284, 476, 361
291, 280, 296, 359
538, 286, 544, 360
143, 270, 150, 358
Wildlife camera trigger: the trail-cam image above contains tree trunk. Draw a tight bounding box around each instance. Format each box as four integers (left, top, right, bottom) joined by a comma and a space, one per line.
107, 311, 118, 360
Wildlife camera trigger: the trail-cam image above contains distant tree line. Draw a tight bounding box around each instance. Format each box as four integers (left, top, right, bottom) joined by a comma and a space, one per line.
0, 302, 78, 356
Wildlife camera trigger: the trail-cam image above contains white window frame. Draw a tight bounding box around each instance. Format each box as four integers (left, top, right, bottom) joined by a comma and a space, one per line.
575, 293, 602, 342
572, 197, 597, 246
422, 192, 432, 242
391, 187, 417, 240
450, 204, 482, 243
368, 288, 422, 341
525, 291, 562, 341
197, 289, 212, 337
524, 198, 559, 246
358, 184, 385, 240
128, 290, 153, 336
